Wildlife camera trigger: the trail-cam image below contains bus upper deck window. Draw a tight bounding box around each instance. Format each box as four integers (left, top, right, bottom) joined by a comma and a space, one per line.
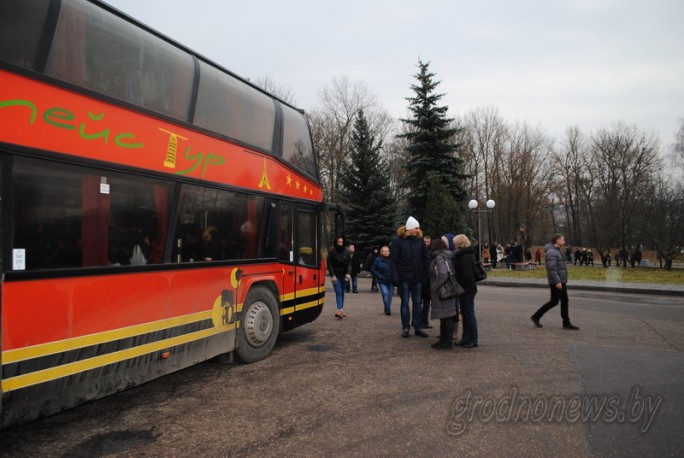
45, 0, 194, 120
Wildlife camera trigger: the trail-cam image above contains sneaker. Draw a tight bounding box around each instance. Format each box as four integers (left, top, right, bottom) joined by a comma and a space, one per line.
415, 330, 429, 338
531, 316, 542, 328
563, 323, 579, 330
335, 311, 343, 319
423, 324, 434, 329
385, 310, 391, 316
401, 329, 410, 338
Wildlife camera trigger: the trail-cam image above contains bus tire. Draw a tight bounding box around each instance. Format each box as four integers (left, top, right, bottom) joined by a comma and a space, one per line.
235, 286, 280, 363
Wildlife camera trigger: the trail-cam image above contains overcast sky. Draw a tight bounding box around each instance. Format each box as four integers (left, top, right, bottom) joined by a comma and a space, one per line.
105, 0, 684, 150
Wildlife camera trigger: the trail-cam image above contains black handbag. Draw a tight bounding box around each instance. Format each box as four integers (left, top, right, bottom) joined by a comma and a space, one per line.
474, 261, 488, 282
438, 261, 465, 300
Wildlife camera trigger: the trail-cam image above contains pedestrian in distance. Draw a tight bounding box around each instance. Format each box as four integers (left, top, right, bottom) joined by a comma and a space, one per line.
534, 248, 542, 265
482, 244, 491, 264
453, 234, 480, 348
365, 247, 380, 291
346, 243, 361, 293
421, 234, 434, 329
490, 242, 498, 269
327, 236, 352, 319
390, 216, 430, 339
371, 246, 393, 315
429, 238, 458, 350
531, 233, 580, 330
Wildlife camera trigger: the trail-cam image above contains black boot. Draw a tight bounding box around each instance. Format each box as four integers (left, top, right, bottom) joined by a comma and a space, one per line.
432, 318, 454, 350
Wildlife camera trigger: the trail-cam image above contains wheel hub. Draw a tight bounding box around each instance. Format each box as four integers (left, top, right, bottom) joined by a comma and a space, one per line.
243, 301, 273, 347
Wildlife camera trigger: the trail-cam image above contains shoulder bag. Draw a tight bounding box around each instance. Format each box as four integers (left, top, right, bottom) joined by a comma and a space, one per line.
438, 259, 464, 300
474, 261, 487, 282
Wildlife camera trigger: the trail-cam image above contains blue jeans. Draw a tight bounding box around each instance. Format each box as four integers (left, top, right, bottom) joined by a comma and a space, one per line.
346, 274, 358, 292
399, 281, 423, 331
459, 293, 477, 344
379, 282, 393, 313
333, 276, 346, 310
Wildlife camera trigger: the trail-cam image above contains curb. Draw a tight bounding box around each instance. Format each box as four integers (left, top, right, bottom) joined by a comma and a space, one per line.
480, 279, 684, 296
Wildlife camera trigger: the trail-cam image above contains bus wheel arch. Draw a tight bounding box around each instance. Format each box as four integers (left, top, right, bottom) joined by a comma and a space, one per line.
235, 283, 280, 363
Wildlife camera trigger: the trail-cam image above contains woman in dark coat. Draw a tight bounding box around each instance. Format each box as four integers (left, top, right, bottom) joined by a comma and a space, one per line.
453, 234, 479, 348
429, 238, 458, 350
327, 236, 351, 319
371, 246, 393, 315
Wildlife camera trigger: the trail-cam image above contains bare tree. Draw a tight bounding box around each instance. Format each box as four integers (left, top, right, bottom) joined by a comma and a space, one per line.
643, 178, 684, 269
307, 76, 395, 242
462, 106, 507, 242
670, 117, 684, 179
252, 75, 297, 106
552, 126, 592, 246
384, 122, 414, 215
463, 106, 506, 199
589, 122, 663, 252
485, 122, 554, 247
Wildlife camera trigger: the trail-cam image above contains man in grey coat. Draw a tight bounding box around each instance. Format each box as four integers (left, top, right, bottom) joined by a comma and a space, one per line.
530, 233, 580, 330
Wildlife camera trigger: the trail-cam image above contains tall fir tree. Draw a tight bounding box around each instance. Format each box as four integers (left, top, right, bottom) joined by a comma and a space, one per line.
398, 59, 469, 234
338, 109, 397, 250
424, 174, 466, 236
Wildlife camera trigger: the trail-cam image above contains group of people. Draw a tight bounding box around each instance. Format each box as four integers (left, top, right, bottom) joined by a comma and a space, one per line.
571, 247, 595, 266
328, 217, 581, 349
567, 246, 643, 268
328, 216, 481, 350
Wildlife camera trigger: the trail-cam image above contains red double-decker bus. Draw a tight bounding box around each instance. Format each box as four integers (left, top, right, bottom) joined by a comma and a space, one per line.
0, 0, 337, 429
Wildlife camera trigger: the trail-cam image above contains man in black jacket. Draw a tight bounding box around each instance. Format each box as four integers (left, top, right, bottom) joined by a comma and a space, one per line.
365, 247, 380, 291
390, 217, 430, 338
531, 233, 580, 330
346, 243, 361, 293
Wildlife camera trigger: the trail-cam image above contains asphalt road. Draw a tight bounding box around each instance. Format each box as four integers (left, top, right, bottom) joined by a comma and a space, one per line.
2, 280, 683, 457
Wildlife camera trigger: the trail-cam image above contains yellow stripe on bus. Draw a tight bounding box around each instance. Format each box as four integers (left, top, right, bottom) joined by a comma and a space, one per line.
2, 310, 213, 364
1, 323, 236, 392
278, 288, 324, 316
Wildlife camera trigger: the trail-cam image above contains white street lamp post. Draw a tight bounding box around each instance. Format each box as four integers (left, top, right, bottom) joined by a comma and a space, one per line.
468, 199, 496, 259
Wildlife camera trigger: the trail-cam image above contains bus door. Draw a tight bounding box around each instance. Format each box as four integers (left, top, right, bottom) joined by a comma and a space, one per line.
276, 203, 295, 295
294, 206, 320, 307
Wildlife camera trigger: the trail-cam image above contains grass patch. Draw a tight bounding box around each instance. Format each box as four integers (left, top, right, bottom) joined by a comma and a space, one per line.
487, 264, 684, 285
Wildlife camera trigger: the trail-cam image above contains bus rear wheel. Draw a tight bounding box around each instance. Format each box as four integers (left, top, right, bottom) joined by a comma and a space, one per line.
235, 286, 280, 363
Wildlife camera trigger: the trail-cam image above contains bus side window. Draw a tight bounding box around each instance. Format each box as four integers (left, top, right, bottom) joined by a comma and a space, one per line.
0, 0, 51, 70
11, 157, 172, 271
282, 106, 317, 179
195, 61, 275, 152
296, 210, 317, 267
45, 0, 194, 120
277, 204, 293, 263
174, 184, 264, 262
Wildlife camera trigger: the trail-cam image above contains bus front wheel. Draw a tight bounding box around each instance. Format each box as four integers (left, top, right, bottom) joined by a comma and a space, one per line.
235, 286, 280, 363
